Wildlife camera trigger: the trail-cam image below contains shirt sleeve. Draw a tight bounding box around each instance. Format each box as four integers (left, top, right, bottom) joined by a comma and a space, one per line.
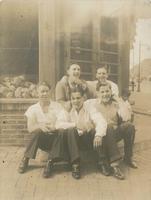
84, 102, 107, 137
24, 107, 37, 133
109, 81, 119, 97
55, 109, 76, 129
117, 100, 132, 122
55, 80, 66, 102
113, 84, 119, 97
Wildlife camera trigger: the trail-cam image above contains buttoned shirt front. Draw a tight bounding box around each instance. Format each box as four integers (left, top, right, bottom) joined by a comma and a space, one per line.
56, 102, 107, 137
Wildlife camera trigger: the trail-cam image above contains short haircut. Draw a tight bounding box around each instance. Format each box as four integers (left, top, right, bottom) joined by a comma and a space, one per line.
70, 84, 85, 97
96, 64, 109, 73
37, 81, 51, 90
96, 82, 111, 92
67, 63, 81, 71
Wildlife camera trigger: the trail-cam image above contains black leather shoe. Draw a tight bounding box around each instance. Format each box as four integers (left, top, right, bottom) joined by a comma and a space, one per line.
98, 163, 111, 176
72, 164, 81, 179
43, 160, 53, 178
18, 157, 29, 174
112, 166, 125, 180
124, 160, 138, 169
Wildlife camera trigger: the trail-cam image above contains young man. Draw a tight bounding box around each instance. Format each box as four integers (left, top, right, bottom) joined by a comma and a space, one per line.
87, 66, 119, 99
55, 64, 92, 111
86, 82, 137, 179
18, 82, 79, 179
57, 86, 127, 179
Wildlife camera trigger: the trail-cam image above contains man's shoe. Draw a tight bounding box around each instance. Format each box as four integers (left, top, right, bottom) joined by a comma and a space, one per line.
112, 166, 125, 180
18, 157, 29, 174
98, 163, 111, 176
72, 164, 81, 179
124, 160, 138, 169
43, 160, 53, 178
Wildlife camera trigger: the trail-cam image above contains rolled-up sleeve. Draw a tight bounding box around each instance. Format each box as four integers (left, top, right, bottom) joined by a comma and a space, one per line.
55, 109, 75, 129
89, 110, 107, 137
84, 101, 107, 137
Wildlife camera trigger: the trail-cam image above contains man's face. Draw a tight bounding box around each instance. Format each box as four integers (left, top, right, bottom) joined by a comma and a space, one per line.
96, 68, 108, 83
67, 64, 81, 81
38, 85, 51, 102
71, 92, 84, 110
98, 85, 112, 104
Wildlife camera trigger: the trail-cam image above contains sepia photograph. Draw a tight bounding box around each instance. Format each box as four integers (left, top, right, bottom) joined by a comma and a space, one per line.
0, 0, 151, 199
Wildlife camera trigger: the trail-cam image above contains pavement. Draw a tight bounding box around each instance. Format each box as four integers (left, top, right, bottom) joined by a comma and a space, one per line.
0, 147, 151, 200
130, 80, 151, 116
131, 92, 151, 116
128, 90, 151, 152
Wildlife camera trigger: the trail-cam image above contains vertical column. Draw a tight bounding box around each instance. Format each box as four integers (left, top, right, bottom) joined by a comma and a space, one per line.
92, 8, 100, 79
39, 0, 56, 89
118, 16, 130, 94
92, 1, 102, 80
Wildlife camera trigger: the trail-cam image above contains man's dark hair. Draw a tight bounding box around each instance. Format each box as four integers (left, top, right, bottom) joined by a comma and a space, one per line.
96, 64, 109, 73
96, 82, 111, 92
70, 84, 85, 97
67, 63, 81, 71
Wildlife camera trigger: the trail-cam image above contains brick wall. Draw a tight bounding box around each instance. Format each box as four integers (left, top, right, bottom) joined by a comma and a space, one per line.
0, 99, 37, 146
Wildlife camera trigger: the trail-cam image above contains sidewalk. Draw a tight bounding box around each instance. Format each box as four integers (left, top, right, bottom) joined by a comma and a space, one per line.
0, 146, 151, 200
131, 92, 151, 116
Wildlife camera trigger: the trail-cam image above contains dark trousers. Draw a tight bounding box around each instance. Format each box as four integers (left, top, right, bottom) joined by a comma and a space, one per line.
115, 122, 135, 162
78, 122, 135, 164
78, 129, 121, 164
98, 122, 135, 164
24, 128, 80, 164
24, 130, 64, 161
63, 128, 80, 164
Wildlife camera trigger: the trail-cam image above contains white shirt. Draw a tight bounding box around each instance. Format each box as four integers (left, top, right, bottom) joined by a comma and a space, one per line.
56, 102, 107, 137
85, 98, 131, 130
118, 98, 132, 122
25, 101, 63, 132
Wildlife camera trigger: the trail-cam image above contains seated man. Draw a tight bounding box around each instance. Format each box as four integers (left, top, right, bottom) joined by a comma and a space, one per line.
56, 86, 126, 179
87, 65, 119, 99
18, 82, 80, 179
86, 82, 137, 179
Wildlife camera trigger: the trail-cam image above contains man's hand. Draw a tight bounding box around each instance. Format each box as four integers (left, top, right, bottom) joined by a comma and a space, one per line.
45, 123, 56, 133
39, 123, 50, 133
77, 129, 84, 136
39, 123, 56, 133
93, 136, 102, 149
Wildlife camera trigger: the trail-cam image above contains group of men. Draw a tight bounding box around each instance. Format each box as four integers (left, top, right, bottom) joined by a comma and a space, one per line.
18, 65, 137, 180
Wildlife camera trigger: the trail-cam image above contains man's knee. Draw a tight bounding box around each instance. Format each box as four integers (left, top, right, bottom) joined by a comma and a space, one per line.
121, 123, 135, 141
28, 131, 44, 142
125, 123, 135, 134
67, 128, 78, 136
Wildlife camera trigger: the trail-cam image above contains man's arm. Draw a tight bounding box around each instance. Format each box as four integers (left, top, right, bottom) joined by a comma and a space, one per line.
25, 106, 51, 134
26, 116, 51, 133
55, 109, 76, 129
